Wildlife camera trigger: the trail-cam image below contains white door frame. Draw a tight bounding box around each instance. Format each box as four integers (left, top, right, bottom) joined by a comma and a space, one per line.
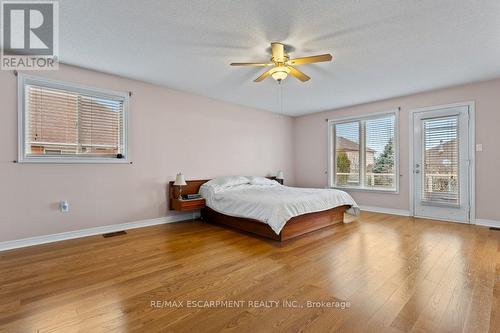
408, 101, 475, 223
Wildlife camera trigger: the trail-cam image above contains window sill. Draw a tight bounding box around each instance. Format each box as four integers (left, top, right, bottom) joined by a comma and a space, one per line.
332, 186, 399, 194
17, 157, 131, 164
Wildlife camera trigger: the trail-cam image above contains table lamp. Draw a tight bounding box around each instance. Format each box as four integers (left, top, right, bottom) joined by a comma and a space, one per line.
174, 173, 187, 199
276, 170, 284, 184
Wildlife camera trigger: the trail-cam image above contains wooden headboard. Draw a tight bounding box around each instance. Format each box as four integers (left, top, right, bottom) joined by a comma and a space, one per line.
168, 179, 210, 199
168, 176, 280, 203
168, 177, 279, 199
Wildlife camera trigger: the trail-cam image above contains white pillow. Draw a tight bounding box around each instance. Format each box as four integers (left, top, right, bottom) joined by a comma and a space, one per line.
248, 176, 278, 186
203, 176, 250, 188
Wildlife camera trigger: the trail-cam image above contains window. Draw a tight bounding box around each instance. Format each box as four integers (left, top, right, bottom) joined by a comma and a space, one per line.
422, 116, 459, 205
329, 111, 398, 191
18, 74, 129, 163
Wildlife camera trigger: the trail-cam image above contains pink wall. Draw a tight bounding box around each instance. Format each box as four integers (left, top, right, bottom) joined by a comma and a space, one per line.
3, 64, 500, 243
0, 65, 294, 242
294, 79, 500, 221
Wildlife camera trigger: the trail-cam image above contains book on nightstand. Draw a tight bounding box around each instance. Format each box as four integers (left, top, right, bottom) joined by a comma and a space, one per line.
181, 194, 202, 200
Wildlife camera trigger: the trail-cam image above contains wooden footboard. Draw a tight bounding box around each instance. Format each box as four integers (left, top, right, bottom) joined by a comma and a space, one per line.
201, 205, 349, 241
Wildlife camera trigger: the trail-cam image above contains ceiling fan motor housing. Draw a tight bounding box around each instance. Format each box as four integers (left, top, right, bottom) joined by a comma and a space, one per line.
271, 42, 287, 64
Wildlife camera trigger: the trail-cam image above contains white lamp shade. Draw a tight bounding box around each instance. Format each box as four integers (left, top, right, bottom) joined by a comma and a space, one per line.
173, 173, 187, 186
276, 170, 284, 180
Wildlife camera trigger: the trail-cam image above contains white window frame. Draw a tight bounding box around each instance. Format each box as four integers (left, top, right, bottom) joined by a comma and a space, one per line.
327, 110, 400, 193
17, 74, 130, 164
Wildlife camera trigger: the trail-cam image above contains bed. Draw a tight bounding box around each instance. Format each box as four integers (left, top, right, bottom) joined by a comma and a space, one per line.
170, 176, 359, 241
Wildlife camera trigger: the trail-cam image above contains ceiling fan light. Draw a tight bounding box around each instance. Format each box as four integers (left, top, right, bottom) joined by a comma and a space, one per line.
270, 66, 290, 81
271, 71, 287, 81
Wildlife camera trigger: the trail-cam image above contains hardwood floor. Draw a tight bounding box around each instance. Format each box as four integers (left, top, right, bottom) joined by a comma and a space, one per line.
0, 212, 499, 333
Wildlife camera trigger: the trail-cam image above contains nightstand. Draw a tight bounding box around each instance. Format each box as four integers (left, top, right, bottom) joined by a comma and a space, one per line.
168, 179, 208, 212
170, 197, 206, 211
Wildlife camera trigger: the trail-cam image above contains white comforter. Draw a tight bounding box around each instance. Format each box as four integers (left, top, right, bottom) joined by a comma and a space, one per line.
199, 183, 360, 235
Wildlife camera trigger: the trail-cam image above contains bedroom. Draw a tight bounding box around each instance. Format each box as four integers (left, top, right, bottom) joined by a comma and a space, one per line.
0, 1, 499, 332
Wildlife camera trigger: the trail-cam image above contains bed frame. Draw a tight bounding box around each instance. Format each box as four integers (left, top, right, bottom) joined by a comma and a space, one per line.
168, 178, 349, 241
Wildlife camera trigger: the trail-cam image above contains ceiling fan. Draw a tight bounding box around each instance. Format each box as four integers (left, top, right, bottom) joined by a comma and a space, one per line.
230, 42, 332, 83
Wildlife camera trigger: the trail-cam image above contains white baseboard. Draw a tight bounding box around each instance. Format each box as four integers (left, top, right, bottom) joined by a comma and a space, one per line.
359, 207, 500, 228
0, 212, 195, 252
474, 219, 500, 228
359, 205, 410, 217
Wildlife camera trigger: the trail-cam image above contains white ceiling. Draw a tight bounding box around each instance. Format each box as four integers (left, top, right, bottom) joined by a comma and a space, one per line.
57, 0, 500, 116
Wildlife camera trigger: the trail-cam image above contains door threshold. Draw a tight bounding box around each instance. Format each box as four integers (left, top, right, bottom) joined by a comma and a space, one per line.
412, 215, 470, 224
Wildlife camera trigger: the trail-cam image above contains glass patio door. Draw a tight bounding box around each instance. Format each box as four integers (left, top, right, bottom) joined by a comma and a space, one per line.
413, 105, 470, 223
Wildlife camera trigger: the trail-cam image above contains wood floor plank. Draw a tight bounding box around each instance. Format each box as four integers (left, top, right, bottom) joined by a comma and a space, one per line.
0, 212, 499, 333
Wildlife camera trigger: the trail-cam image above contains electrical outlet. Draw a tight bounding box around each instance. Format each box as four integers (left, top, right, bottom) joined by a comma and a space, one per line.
60, 200, 69, 213
476, 144, 483, 152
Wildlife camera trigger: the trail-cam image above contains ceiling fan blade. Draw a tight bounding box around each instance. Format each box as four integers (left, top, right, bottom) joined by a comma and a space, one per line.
271, 42, 285, 63
254, 68, 273, 82
230, 62, 271, 67
288, 66, 310, 82
289, 54, 332, 65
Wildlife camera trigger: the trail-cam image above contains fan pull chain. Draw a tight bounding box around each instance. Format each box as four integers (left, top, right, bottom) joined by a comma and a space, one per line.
275, 80, 285, 115
278, 82, 281, 114
279, 81, 284, 115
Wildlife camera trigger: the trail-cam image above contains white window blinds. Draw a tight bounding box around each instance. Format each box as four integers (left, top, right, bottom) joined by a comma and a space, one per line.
19, 75, 129, 163
422, 116, 459, 205
334, 121, 360, 187
365, 115, 396, 189
77, 95, 124, 156
330, 112, 398, 191
28, 85, 79, 155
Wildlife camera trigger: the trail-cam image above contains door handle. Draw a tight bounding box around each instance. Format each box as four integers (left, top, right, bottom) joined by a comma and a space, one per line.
415, 170, 420, 174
